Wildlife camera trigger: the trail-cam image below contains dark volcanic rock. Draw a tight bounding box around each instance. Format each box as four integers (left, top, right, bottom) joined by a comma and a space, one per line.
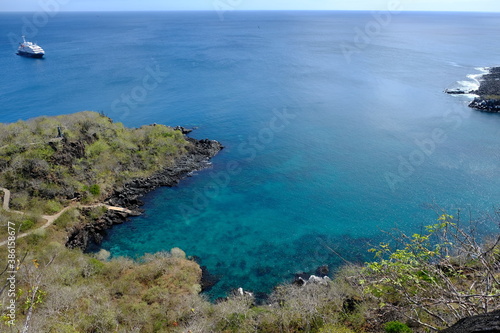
342, 296, 362, 313
473, 67, 500, 96
200, 265, 221, 292
469, 98, 500, 112
173, 126, 193, 135
315, 265, 329, 277
293, 272, 311, 286
439, 310, 500, 333
66, 210, 129, 250
468, 67, 500, 112
105, 137, 223, 210
448, 67, 500, 112
51, 139, 86, 167
445, 89, 469, 95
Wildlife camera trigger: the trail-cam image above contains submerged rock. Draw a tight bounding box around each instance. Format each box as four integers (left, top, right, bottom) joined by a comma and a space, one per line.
315, 265, 329, 277
200, 265, 221, 292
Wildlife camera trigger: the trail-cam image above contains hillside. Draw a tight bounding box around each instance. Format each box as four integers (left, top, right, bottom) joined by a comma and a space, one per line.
0, 112, 498, 333
0, 111, 218, 213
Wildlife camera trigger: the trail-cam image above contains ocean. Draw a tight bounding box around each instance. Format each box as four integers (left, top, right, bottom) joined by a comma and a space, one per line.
1, 10, 500, 298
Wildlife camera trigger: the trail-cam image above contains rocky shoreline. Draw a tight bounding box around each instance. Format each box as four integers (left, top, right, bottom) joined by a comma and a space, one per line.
66, 133, 223, 251
446, 67, 500, 112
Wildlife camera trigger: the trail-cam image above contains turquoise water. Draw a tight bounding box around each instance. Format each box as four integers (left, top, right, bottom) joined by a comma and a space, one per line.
1, 11, 500, 298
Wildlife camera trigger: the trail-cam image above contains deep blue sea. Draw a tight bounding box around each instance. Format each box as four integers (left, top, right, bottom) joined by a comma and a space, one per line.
1, 11, 500, 298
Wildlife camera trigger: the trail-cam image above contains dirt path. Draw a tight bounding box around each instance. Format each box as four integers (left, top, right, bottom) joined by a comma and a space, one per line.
0, 187, 134, 247
0, 204, 75, 246
0, 187, 11, 211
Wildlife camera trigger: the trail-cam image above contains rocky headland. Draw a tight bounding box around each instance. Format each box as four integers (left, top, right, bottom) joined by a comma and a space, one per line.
67, 136, 223, 250
446, 67, 500, 112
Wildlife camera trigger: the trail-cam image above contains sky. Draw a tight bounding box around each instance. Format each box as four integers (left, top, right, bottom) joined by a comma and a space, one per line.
1, 0, 500, 12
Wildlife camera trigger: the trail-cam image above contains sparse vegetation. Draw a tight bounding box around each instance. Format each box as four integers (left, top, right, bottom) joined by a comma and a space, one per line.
0, 113, 498, 332
384, 321, 412, 333
0, 111, 190, 210
1, 210, 497, 332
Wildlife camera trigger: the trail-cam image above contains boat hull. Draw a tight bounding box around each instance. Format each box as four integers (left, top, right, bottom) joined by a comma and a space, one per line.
17, 51, 44, 58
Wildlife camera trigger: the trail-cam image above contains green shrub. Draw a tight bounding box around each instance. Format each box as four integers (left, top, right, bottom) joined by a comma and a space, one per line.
142, 285, 168, 305
20, 218, 36, 232
10, 192, 29, 210
86, 206, 107, 220
86, 140, 110, 158
54, 208, 80, 229
26, 228, 47, 246
78, 308, 117, 333
384, 321, 412, 333
44, 200, 63, 215
83, 258, 105, 278
59, 267, 81, 286
89, 184, 100, 196
45, 323, 79, 333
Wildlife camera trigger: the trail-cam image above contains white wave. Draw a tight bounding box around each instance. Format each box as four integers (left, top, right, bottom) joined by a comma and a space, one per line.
458, 79, 479, 92
447, 61, 463, 68
453, 67, 490, 93
474, 67, 490, 74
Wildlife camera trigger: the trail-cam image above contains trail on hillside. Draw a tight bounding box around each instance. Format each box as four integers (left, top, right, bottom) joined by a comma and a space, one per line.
0, 187, 133, 247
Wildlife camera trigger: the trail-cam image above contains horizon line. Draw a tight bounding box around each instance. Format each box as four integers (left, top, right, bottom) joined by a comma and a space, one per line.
1, 9, 500, 13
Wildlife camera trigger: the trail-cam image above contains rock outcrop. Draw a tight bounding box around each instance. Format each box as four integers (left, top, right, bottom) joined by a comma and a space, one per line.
468, 98, 500, 112
293, 272, 331, 286
447, 67, 500, 112
106, 138, 222, 210
173, 126, 194, 135
66, 209, 130, 250
440, 310, 500, 333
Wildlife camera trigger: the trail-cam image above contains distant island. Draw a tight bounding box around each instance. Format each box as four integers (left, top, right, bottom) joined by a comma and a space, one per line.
446, 67, 500, 111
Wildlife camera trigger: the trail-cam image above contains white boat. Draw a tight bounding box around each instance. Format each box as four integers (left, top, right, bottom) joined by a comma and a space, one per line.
17, 36, 45, 58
